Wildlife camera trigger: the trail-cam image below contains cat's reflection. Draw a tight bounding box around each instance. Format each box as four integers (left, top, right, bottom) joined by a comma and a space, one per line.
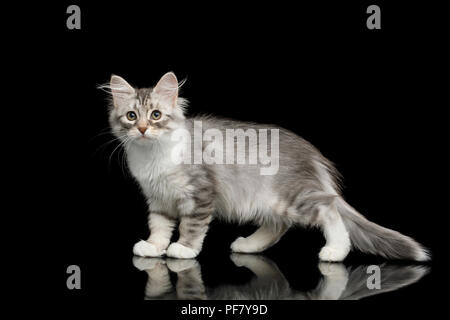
132, 254, 429, 300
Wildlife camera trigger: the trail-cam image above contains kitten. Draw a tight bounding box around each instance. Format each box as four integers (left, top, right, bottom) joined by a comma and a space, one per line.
105, 72, 429, 261
132, 255, 429, 300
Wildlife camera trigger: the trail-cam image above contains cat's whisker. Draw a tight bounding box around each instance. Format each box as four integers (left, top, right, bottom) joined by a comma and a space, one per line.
91, 134, 129, 160
119, 138, 132, 177
119, 148, 128, 177
107, 136, 133, 173
88, 127, 114, 141
93, 135, 126, 152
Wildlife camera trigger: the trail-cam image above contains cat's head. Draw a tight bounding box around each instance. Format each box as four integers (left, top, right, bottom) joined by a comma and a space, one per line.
107, 72, 187, 144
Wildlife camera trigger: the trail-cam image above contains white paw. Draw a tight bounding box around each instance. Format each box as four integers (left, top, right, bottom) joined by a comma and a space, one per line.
166, 258, 199, 272
133, 240, 165, 257
319, 246, 349, 262
230, 237, 263, 253
166, 243, 199, 259
318, 262, 348, 277
132, 257, 166, 271
230, 253, 265, 267
230, 253, 249, 267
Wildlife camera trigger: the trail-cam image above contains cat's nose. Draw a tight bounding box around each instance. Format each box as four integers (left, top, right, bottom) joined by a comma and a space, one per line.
138, 126, 147, 135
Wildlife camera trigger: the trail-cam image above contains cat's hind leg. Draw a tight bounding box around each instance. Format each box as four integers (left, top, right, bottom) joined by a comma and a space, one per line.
312, 263, 349, 299
230, 254, 286, 282
317, 203, 351, 262
231, 224, 288, 253
286, 192, 350, 262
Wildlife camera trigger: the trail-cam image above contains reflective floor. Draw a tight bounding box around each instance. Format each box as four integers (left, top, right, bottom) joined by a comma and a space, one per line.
132, 254, 429, 300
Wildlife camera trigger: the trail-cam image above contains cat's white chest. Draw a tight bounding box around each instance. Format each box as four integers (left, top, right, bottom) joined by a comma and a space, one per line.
126, 143, 184, 214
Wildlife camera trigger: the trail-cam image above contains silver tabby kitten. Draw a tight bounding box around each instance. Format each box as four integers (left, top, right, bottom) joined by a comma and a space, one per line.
107, 72, 429, 261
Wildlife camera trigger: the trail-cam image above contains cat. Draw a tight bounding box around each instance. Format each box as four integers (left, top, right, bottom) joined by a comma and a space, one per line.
105, 71, 429, 261
132, 254, 429, 300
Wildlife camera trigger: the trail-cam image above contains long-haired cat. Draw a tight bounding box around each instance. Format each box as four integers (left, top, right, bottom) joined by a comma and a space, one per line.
105, 72, 429, 261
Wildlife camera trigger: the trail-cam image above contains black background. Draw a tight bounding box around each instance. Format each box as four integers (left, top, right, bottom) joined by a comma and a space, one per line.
16, 0, 448, 314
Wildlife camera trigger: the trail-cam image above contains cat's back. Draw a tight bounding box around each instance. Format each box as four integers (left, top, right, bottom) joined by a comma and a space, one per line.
184, 115, 337, 221
187, 114, 329, 176
187, 114, 320, 155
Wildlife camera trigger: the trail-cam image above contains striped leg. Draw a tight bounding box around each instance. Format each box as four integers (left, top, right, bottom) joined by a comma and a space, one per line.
166, 259, 206, 299
166, 212, 212, 259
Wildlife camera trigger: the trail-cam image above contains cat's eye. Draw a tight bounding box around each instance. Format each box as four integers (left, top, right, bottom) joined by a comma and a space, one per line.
151, 110, 162, 120
126, 111, 137, 121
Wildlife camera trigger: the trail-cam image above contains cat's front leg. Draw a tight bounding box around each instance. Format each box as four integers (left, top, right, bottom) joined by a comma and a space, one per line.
166, 212, 212, 259
132, 257, 174, 299
167, 259, 206, 299
133, 212, 176, 257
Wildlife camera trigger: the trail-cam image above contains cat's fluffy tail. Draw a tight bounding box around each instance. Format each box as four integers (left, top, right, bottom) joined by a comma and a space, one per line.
337, 199, 430, 261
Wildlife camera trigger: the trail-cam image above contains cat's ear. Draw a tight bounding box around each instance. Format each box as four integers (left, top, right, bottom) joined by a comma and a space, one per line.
109, 75, 135, 108
153, 72, 178, 107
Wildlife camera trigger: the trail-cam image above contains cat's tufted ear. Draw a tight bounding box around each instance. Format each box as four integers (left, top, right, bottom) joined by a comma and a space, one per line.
110, 75, 135, 108
153, 72, 178, 107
